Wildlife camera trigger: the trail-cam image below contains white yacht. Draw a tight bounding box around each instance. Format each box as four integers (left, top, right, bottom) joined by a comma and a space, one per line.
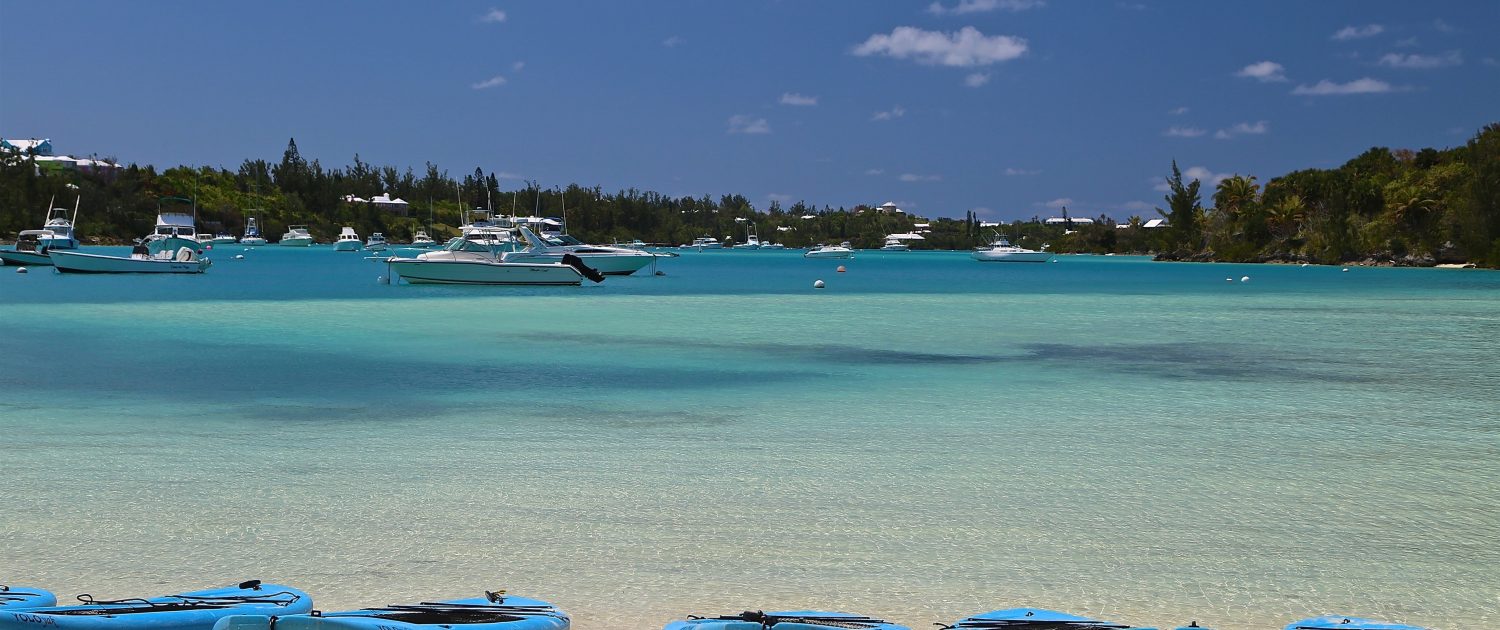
240, 217, 268, 246
972, 232, 1051, 262
681, 236, 724, 250
879, 238, 910, 251
760, 242, 786, 250
410, 230, 438, 248
39, 201, 81, 250
460, 210, 518, 251
210, 232, 237, 244
502, 226, 658, 276
51, 244, 210, 274
738, 224, 762, 250
804, 242, 854, 259
335, 227, 363, 251
143, 201, 201, 256
280, 225, 314, 246
385, 237, 602, 285
365, 232, 388, 252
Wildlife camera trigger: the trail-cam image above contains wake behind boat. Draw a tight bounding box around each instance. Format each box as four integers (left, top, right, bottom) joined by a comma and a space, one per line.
0, 581, 310, 630
666, 611, 908, 630
212, 591, 568, 630
51, 245, 211, 274
0, 585, 56, 610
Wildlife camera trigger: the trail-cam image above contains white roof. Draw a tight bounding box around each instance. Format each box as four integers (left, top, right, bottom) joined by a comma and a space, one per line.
886, 232, 925, 241
340, 227, 358, 236
1143, 218, 1168, 228
343, 194, 368, 203
800, 214, 817, 219
777, 226, 793, 231
156, 213, 195, 227
371, 192, 407, 204
1045, 216, 1094, 224
979, 221, 1001, 227
880, 201, 898, 208
913, 223, 930, 228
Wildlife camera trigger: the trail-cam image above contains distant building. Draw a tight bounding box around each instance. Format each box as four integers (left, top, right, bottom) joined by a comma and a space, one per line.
344, 192, 409, 216
1044, 216, 1094, 225
1142, 218, 1168, 229
878, 201, 904, 214
1, 138, 53, 155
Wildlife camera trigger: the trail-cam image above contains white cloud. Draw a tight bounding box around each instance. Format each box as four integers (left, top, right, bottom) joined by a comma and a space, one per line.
1291, 77, 1393, 95
767, 193, 793, 203
1394, 36, 1419, 48
478, 8, 507, 23
1164, 126, 1206, 138
1214, 120, 1270, 140
1168, 106, 1190, 115
511, 61, 525, 72
1378, 50, 1463, 69
1485, 57, 1500, 67
870, 106, 906, 122
727, 115, 770, 134
1184, 166, 1233, 187
1235, 60, 1287, 82
471, 75, 507, 89
927, 0, 1045, 15
779, 92, 818, 106
899, 173, 942, 182
662, 36, 684, 47
1432, 18, 1456, 34
495, 171, 524, 180
1044, 197, 1073, 209
1332, 24, 1384, 41
1004, 167, 1041, 176
964, 72, 991, 87
1116, 2, 1147, 10
852, 26, 1027, 67
864, 169, 885, 176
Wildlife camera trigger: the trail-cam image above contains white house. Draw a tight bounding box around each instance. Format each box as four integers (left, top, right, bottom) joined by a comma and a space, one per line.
1045, 216, 1095, 225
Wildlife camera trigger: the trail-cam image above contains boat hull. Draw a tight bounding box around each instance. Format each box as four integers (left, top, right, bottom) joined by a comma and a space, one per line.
0, 586, 56, 610
0, 583, 311, 630
0, 249, 54, 266
212, 595, 567, 630
666, 611, 907, 630
334, 240, 363, 252
50, 250, 211, 274
972, 250, 1052, 262
504, 252, 654, 276
1285, 617, 1428, 630
280, 237, 313, 247
37, 238, 78, 250
239, 238, 267, 246
388, 258, 583, 285
804, 249, 853, 259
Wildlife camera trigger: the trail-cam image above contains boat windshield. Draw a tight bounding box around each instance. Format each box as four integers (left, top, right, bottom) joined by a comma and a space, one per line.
445, 238, 493, 253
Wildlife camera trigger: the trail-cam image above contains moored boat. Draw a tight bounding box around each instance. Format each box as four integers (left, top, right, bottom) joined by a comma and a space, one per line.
50, 246, 211, 274
365, 233, 388, 252
944, 608, 1153, 629
879, 238, 910, 251
681, 236, 724, 250
145, 198, 203, 256
0, 231, 58, 266
212, 592, 568, 630
410, 230, 438, 247
335, 227, 363, 252
502, 227, 657, 276
0, 585, 56, 610
0, 581, 310, 630
1284, 617, 1428, 630
39, 199, 82, 250
972, 232, 1050, 263
804, 243, 853, 259
666, 611, 907, 630
386, 237, 603, 285
240, 217, 268, 246
280, 225, 314, 246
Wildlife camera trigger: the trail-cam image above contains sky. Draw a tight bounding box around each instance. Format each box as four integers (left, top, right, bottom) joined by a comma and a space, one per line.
2, 1, 1497, 220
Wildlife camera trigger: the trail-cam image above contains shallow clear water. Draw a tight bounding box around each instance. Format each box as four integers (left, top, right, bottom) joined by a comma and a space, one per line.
2, 247, 1497, 630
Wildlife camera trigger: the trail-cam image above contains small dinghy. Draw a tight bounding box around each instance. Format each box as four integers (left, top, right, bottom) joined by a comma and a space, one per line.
213, 591, 567, 630
1285, 617, 1427, 630
665, 610, 908, 630
0, 585, 57, 610
942, 608, 1152, 629
0, 581, 311, 630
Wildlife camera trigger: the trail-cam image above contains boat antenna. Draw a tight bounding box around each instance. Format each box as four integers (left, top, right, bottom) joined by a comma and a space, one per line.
71, 190, 81, 228
560, 186, 567, 235
486, 182, 493, 212
45, 194, 55, 221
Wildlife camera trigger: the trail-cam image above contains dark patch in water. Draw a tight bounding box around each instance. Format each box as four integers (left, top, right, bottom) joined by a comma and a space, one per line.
547, 332, 1000, 365
1017, 342, 1381, 383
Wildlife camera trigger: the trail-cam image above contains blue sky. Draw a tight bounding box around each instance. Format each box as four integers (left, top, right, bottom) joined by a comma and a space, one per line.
3, 1, 1496, 220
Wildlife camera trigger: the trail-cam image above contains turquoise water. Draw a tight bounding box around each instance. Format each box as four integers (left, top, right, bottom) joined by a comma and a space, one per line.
2, 247, 1497, 630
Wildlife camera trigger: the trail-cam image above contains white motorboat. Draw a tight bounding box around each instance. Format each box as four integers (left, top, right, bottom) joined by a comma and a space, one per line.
804, 242, 854, 259
144, 199, 202, 256
760, 242, 786, 250
879, 238, 910, 251
0, 231, 56, 266
38, 198, 81, 250
240, 217, 268, 246
211, 233, 237, 244
50, 245, 211, 274
409, 230, 438, 247
280, 225, 314, 246
365, 232, 388, 252
385, 237, 602, 285
334, 227, 363, 251
502, 226, 658, 276
681, 236, 724, 250
460, 210, 518, 251
972, 232, 1051, 262
738, 224, 762, 250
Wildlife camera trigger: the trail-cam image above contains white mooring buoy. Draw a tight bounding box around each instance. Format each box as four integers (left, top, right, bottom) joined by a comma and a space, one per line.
16, 267, 28, 274
1240, 275, 1250, 283
813, 279, 825, 289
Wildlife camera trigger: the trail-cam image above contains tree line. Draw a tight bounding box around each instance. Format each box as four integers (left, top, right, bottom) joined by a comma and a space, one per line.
3, 125, 1497, 266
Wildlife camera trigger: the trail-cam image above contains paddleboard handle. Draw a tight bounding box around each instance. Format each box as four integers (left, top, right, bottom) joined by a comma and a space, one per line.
485, 590, 506, 604
239, 580, 263, 591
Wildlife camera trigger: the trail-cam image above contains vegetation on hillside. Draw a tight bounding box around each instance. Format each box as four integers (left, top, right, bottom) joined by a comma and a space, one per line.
3, 125, 1497, 267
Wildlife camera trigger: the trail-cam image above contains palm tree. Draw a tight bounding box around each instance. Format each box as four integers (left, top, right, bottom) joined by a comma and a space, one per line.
1268, 195, 1306, 242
